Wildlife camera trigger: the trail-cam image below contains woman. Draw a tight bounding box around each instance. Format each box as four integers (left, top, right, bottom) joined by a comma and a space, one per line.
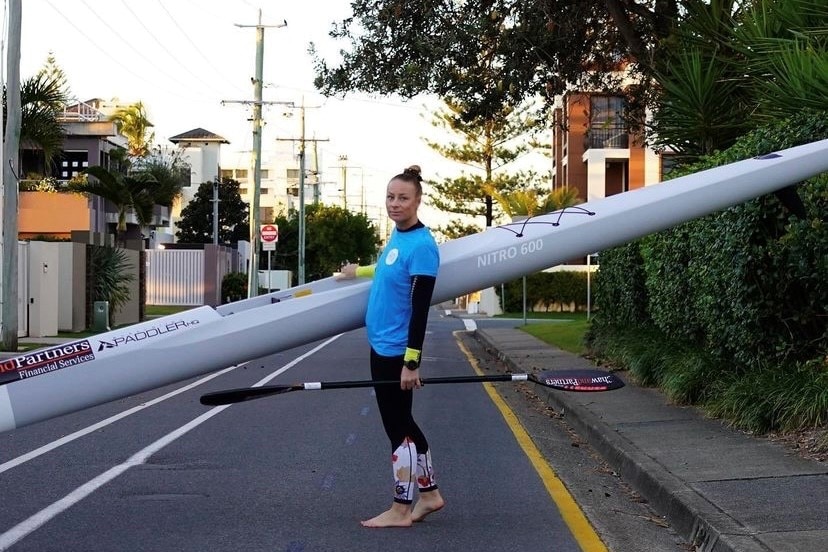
338, 165, 445, 528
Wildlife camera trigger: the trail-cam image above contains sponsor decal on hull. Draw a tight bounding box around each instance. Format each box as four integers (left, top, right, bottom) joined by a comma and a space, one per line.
0, 341, 96, 385
95, 319, 200, 352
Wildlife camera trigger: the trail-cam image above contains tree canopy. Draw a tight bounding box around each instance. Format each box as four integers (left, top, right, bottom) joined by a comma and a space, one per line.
271, 203, 380, 282
311, 0, 678, 119
6, 71, 68, 166
110, 101, 155, 158
176, 179, 249, 244
132, 146, 190, 207
69, 165, 157, 244
425, 98, 545, 232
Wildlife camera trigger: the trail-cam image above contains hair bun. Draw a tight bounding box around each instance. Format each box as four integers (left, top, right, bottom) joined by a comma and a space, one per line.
403, 165, 422, 180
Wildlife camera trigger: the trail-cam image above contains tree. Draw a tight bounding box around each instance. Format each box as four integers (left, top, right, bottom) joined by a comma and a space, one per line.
110, 101, 154, 158
69, 166, 156, 244
272, 204, 380, 282
425, 98, 544, 231
36, 51, 70, 108
646, 0, 827, 160
435, 219, 481, 241
175, 178, 249, 244
132, 145, 190, 207
5, 72, 68, 170
311, 1, 679, 119
487, 185, 582, 218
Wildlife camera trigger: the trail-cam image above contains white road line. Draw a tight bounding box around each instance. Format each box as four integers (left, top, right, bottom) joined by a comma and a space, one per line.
0, 335, 341, 551
0, 365, 240, 475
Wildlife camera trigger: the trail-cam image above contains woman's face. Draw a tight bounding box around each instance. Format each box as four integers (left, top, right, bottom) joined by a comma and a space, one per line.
386, 178, 421, 229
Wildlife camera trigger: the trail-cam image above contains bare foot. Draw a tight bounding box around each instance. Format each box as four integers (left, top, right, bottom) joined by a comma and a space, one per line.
412, 490, 445, 522
360, 506, 413, 528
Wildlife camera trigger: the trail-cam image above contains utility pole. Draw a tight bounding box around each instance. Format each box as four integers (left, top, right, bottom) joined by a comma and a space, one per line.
338, 155, 348, 209
311, 141, 321, 204
332, 156, 360, 211
1, 0, 22, 351
212, 166, 220, 245
226, 11, 286, 298
275, 100, 327, 285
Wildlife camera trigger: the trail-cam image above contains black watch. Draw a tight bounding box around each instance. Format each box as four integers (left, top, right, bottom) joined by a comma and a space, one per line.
405, 359, 419, 371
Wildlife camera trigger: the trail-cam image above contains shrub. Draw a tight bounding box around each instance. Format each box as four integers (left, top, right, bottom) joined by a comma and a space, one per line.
222, 272, 248, 304
88, 246, 134, 326
497, 271, 590, 312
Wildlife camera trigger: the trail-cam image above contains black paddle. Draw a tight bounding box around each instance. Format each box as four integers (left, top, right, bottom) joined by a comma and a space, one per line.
199, 369, 624, 406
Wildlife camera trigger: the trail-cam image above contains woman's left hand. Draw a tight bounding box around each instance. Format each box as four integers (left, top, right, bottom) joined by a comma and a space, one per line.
400, 367, 422, 390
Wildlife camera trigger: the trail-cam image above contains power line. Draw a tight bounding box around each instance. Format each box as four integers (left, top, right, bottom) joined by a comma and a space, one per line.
42, 0, 191, 101
153, 0, 247, 96
77, 0, 195, 93
117, 0, 223, 93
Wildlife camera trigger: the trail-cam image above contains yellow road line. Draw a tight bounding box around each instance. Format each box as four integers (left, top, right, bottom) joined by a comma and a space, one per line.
454, 332, 608, 552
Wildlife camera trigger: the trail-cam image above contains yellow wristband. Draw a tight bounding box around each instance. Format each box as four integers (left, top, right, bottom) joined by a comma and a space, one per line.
355, 265, 375, 278
404, 348, 421, 363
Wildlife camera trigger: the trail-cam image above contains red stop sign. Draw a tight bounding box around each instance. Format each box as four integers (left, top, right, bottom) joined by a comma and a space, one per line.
261, 224, 279, 243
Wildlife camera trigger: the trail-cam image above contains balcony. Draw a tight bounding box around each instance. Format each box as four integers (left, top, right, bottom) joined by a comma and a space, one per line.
584, 128, 629, 150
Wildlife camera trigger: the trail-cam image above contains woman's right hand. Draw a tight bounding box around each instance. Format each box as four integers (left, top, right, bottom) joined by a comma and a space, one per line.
335, 263, 358, 280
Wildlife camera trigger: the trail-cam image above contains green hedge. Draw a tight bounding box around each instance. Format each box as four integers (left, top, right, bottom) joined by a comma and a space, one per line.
497, 271, 590, 312
588, 111, 828, 430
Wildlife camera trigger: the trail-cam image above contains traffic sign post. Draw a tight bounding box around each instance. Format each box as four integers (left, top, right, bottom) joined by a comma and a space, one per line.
260, 224, 279, 251
260, 224, 278, 292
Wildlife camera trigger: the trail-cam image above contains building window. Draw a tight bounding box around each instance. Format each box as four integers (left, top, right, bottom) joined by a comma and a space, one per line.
587, 96, 628, 149
220, 169, 233, 179
661, 154, 679, 181
286, 168, 300, 179
235, 169, 248, 179
260, 169, 269, 179
240, 188, 248, 195
58, 151, 88, 181
260, 188, 269, 195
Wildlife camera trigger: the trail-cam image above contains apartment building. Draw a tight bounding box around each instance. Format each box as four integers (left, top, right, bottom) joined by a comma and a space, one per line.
220, 141, 332, 224
551, 92, 664, 203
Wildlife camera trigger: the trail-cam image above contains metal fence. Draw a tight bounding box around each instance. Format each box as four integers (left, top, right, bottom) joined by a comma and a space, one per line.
145, 249, 204, 306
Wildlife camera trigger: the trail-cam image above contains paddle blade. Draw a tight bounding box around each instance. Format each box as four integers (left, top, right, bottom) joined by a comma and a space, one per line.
199, 385, 297, 406
533, 369, 624, 392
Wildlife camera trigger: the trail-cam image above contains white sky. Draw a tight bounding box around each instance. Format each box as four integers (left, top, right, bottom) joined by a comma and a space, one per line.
12, 0, 550, 226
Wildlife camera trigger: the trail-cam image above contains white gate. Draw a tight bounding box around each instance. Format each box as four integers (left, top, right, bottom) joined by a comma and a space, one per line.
145, 249, 204, 306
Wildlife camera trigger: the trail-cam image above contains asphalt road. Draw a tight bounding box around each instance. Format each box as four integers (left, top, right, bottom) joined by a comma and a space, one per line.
0, 311, 688, 551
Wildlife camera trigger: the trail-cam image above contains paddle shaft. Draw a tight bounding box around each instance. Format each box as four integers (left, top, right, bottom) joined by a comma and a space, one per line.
201, 374, 529, 406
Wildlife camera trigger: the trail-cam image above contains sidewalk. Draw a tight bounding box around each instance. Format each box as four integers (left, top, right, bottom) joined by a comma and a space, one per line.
474, 326, 827, 552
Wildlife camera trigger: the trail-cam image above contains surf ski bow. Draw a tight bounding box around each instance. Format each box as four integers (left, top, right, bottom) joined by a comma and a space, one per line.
2, 139, 827, 433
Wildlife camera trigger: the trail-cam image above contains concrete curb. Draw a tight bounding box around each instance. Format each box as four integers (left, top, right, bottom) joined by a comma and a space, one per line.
474, 328, 770, 552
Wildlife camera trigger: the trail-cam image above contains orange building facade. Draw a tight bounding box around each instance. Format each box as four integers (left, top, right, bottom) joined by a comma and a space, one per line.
551, 92, 664, 204
18, 192, 92, 240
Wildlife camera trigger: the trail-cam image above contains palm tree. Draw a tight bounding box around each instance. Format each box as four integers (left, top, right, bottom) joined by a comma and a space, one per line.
3, 72, 67, 169
70, 165, 157, 244
132, 146, 189, 207
485, 184, 582, 219
110, 102, 154, 158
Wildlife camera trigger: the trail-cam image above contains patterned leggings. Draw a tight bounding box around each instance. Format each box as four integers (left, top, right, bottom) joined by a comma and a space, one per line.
370, 348, 437, 503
